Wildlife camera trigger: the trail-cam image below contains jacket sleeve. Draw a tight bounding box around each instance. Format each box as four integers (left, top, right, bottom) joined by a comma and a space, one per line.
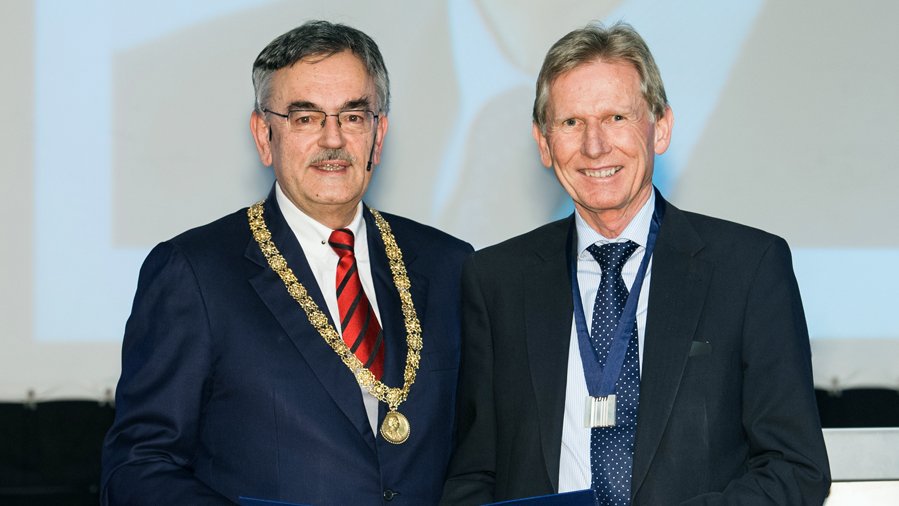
101, 242, 233, 505
684, 237, 831, 505
440, 255, 499, 505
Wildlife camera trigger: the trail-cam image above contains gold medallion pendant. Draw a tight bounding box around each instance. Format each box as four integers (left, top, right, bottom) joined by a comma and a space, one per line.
380, 410, 411, 444
248, 203, 421, 445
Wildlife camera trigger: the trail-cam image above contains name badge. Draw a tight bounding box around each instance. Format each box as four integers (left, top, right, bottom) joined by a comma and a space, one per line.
585, 394, 616, 428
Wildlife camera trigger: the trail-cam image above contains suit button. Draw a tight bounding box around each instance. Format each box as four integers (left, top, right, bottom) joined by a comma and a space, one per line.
383, 489, 397, 501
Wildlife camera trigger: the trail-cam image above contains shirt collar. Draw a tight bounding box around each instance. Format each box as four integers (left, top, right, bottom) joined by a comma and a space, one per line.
575, 189, 655, 257
274, 182, 365, 246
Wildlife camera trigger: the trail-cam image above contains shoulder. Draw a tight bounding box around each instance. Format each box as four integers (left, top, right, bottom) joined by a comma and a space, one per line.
374, 210, 474, 260
472, 216, 570, 266
140, 206, 253, 277
170, 207, 250, 245
682, 209, 780, 243
454, 217, 571, 289
663, 204, 793, 275
167, 206, 251, 250
665, 202, 789, 254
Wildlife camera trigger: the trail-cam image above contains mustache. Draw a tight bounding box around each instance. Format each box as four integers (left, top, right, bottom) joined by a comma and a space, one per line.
309, 149, 356, 165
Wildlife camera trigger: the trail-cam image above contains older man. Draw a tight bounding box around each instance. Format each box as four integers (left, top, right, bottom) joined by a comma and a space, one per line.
102, 21, 471, 505
442, 22, 829, 505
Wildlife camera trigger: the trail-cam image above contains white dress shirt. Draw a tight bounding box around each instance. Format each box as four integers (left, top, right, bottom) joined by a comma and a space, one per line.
275, 183, 383, 435
558, 191, 655, 492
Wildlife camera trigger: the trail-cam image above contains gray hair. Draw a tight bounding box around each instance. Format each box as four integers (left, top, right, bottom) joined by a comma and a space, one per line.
533, 21, 668, 132
252, 20, 390, 114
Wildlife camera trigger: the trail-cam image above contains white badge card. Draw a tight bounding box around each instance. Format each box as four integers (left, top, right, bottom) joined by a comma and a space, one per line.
585, 394, 616, 428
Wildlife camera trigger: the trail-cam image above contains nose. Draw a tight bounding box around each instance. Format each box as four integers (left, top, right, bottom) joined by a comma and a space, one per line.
318, 115, 346, 149
581, 122, 610, 158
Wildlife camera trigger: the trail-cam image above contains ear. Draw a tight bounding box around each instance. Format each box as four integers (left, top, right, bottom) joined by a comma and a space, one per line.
250, 110, 273, 167
532, 122, 553, 168
370, 114, 389, 166
653, 106, 674, 155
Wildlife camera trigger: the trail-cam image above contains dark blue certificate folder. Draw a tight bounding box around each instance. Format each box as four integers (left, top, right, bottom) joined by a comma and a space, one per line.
239, 497, 310, 506
239, 489, 595, 506
485, 489, 597, 505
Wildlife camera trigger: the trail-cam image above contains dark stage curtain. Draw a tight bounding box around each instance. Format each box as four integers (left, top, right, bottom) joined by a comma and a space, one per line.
1, 391, 897, 503
0, 401, 114, 506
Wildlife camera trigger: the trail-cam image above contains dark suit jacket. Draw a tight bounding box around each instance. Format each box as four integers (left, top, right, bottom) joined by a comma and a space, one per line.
102, 189, 473, 505
441, 198, 830, 505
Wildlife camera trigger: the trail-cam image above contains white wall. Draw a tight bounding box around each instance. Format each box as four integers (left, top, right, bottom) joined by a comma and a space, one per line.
2, 0, 898, 400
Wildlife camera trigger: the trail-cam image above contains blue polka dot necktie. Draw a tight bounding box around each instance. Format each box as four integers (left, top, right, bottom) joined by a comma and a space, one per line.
586, 241, 640, 505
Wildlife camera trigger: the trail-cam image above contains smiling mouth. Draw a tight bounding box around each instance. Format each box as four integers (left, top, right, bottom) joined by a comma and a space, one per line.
309, 149, 355, 171
582, 166, 623, 178
316, 163, 346, 172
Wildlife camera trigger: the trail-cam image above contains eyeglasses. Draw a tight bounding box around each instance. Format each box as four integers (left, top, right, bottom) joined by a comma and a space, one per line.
263, 109, 379, 134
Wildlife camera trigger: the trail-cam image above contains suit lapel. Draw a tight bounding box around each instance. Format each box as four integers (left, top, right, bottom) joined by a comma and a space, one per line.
245, 192, 375, 451
631, 200, 712, 496
524, 218, 575, 492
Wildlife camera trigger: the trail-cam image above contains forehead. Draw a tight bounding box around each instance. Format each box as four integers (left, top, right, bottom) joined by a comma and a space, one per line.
269, 50, 375, 107
548, 59, 644, 115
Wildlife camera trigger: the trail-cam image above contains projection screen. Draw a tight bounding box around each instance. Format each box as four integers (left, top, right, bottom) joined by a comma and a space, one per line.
2, 0, 897, 401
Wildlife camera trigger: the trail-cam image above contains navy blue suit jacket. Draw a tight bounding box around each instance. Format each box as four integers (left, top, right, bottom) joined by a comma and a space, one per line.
441, 197, 830, 505
102, 190, 472, 505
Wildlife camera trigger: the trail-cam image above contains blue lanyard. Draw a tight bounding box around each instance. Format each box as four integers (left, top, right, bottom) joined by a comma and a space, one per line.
567, 190, 665, 397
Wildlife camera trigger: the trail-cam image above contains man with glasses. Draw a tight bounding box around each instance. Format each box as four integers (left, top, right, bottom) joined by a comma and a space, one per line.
102, 21, 472, 505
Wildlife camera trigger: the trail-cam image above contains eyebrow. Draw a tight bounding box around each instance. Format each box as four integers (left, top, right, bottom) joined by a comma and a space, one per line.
342, 97, 372, 110
286, 100, 318, 111
286, 97, 372, 112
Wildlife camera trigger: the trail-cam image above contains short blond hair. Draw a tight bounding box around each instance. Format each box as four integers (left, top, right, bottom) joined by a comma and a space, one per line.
533, 21, 668, 132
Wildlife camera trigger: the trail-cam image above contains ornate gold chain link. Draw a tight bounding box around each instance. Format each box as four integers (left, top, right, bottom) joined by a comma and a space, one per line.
247, 202, 421, 411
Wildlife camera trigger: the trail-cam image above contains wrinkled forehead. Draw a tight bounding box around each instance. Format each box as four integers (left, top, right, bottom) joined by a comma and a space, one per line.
269, 51, 377, 107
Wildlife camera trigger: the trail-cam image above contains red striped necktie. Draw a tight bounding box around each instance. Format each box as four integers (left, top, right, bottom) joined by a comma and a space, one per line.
328, 228, 385, 380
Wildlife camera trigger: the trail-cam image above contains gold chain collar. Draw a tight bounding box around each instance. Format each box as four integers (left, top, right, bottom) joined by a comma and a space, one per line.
247, 202, 421, 413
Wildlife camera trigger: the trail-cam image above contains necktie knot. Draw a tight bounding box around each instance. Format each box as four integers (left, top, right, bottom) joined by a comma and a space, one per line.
328, 228, 355, 258
587, 241, 639, 275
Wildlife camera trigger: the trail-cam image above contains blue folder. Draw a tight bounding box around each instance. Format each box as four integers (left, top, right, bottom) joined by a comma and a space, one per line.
239, 489, 595, 506
238, 497, 310, 506
485, 489, 597, 505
